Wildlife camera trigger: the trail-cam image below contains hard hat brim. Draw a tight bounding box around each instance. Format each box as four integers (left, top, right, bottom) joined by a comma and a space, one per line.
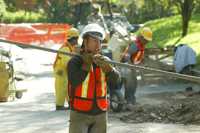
143, 36, 152, 41
86, 32, 103, 41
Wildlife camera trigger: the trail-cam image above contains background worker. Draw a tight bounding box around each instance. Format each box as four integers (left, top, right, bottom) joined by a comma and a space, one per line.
67, 23, 119, 133
120, 27, 153, 110
174, 44, 196, 74
53, 27, 79, 111
87, 3, 110, 41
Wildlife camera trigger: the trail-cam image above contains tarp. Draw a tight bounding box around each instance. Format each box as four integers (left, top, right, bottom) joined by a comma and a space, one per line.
174, 44, 196, 73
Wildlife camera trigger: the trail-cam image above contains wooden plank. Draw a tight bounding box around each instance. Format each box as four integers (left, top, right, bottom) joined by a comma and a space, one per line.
145, 47, 174, 55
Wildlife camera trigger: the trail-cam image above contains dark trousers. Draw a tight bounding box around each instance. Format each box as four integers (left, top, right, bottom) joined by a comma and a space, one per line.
121, 68, 137, 104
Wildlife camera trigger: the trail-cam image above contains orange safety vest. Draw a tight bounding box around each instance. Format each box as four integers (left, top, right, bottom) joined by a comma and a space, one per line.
121, 37, 145, 64
68, 66, 108, 112
131, 38, 145, 64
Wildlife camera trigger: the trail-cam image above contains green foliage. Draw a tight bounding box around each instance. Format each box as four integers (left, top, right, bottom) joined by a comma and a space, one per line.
111, 0, 132, 6
146, 15, 182, 46
46, 1, 73, 23
0, 0, 47, 23
194, 0, 200, 13
126, 0, 176, 24
2, 10, 47, 23
0, 0, 6, 18
146, 14, 200, 64
3, 0, 15, 11
73, 2, 91, 25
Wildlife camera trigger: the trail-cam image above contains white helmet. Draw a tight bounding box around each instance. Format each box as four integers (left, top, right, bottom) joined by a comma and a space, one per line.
81, 23, 105, 41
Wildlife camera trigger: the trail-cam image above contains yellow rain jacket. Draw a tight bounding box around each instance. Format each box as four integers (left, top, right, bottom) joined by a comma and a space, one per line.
53, 42, 73, 106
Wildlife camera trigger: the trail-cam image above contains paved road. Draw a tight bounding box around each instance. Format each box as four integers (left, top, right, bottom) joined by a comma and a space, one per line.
0, 48, 200, 133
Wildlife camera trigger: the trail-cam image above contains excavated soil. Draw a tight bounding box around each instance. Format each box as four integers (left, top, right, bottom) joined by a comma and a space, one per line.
120, 90, 200, 125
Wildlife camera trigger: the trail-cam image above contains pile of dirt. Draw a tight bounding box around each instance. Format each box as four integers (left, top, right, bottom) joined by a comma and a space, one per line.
120, 90, 200, 125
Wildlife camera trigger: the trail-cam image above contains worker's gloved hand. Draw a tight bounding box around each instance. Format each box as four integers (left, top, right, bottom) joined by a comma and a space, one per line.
120, 54, 130, 63
81, 52, 93, 71
56, 70, 63, 76
94, 54, 113, 73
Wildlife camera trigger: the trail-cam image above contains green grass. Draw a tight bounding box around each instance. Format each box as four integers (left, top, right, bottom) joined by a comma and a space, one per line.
145, 14, 200, 66
2, 10, 47, 23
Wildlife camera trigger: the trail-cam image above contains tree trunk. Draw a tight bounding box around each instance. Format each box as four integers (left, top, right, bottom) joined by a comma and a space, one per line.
74, 3, 82, 26
180, 0, 194, 37
106, 0, 113, 19
182, 14, 189, 37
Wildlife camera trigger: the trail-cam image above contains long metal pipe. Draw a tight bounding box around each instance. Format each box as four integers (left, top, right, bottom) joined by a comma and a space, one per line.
0, 39, 200, 83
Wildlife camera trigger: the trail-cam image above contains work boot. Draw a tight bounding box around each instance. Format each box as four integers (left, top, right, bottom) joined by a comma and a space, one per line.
56, 105, 69, 111
125, 103, 135, 111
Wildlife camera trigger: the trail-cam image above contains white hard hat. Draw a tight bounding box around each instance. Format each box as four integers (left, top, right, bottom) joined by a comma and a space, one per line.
81, 23, 105, 41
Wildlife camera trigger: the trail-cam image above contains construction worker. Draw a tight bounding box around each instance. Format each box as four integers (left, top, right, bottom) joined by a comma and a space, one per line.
87, 3, 110, 41
67, 23, 119, 133
174, 44, 196, 74
120, 27, 153, 110
53, 27, 79, 111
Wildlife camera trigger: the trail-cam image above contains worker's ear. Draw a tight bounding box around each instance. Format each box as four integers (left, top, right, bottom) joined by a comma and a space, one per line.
81, 39, 88, 52
84, 38, 91, 52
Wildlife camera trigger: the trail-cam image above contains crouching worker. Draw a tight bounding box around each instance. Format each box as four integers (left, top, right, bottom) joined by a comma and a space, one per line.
67, 23, 119, 133
120, 27, 153, 110
174, 44, 196, 74
53, 27, 79, 111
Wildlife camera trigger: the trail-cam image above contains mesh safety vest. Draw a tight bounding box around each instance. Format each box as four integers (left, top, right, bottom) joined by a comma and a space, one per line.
68, 66, 108, 112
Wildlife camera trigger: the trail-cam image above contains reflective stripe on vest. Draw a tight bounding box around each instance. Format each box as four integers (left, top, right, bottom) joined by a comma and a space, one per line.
131, 50, 144, 64
69, 66, 108, 112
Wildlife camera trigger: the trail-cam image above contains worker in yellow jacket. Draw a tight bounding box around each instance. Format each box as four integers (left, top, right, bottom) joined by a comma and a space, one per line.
53, 27, 79, 110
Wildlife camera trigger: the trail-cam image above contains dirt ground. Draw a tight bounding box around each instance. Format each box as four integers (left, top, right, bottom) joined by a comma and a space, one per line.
120, 90, 200, 124
0, 45, 200, 133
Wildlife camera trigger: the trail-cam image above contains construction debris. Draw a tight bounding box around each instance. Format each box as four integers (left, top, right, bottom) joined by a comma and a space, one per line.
120, 90, 200, 125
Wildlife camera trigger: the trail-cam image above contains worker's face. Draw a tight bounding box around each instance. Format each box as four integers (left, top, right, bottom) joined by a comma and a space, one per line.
69, 37, 78, 46
83, 36, 101, 54
140, 36, 149, 45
